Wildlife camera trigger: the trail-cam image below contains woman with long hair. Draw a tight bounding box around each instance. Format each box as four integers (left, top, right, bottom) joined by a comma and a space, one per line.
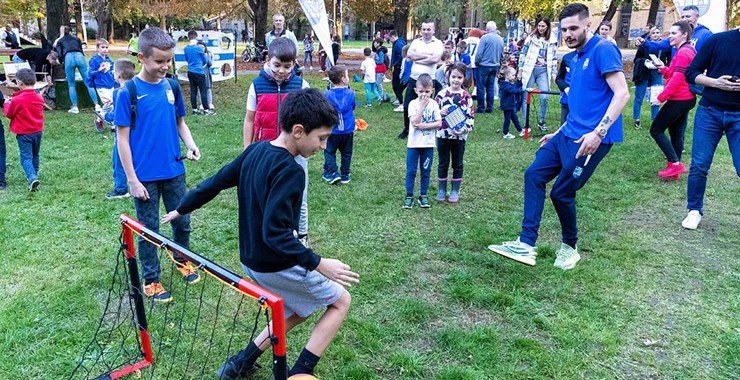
649, 21, 697, 180
54, 26, 98, 113
517, 18, 558, 131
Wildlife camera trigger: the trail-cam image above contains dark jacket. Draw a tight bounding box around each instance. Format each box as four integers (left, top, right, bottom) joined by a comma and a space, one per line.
498, 79, 525, 111
633, 42, 670, 84
391, 37, 406, 67
55, 35, 84, 59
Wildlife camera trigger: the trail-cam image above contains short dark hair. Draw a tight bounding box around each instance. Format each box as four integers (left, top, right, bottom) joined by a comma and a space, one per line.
600, 20, 612, 30
559, 3, 589, 21
114, 59, 136, 80
279, 88, 338, 134
15, 68, 36, 86
673, 20, 694, 41
389, 30, 398, 37
187, 30, 198, 40
267, 37, 297, 62
363, 47, 372, 56
138, 27, 176, 57
446, 62, 470, 87
416, 73, 433, 88
327, 65, 346, 85
682, 5, 700, 13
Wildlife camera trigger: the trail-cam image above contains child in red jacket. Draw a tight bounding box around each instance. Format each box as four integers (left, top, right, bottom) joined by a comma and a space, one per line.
2, 68, 44, 192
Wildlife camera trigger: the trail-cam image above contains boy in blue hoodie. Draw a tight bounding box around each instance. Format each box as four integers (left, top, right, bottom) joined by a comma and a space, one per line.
183, 30, 211, 115
322, 65, 357, 184
498, 66, 525, 139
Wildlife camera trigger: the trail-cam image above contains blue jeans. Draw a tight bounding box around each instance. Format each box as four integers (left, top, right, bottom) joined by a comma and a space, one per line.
375, 73, 386, 99
303, 51, 313, 66
16, 132, 42, 183
64, 52, 98, 107
0, 119, 6, 186
364, 83, 380, 105
323, 133, 354, 176
520, 132, 612, 248
522, 66, 549, 124
133, 174, 191, 284
476, 65, 499, 113
405, 147, 434, 196
686, 106, 740, 213
633, 70, 662, 121
112, 133, 128, 192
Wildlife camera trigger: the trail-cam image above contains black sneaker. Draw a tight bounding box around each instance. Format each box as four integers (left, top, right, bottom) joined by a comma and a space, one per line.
0, 183, 6, 191
29, 179, 40, 192
105, 190, 130, 199
216, 358, 261, 380
204, 109, 216, 116
402, 196, 413, 209
538, 122, 548, 131
634, 120, 642, 129
193, 109, 203, 115
418, 195, 431, 208
398, 131, 409, 139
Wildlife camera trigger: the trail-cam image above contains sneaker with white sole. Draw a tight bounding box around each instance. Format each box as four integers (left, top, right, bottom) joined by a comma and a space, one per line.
68, 106, 79, 114
393, 105, 404, 112
503, 133, 515, 139
682, 210, 702, 230
554, 243, 580, 270
392, 99, 400, 106
519, 129, 526, 137
487, 239, 537, 266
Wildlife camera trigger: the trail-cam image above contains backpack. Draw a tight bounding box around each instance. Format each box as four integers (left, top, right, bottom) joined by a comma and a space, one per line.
124, 77, 182, 129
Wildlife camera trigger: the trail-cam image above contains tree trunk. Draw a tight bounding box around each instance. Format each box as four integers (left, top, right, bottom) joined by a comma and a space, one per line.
248, 0, 269, 45
602, 0, 622, 23
393, 0, 411, 38
72, 0, 83, 38
335, 0, 342, 40
160, 16, 167, 31
46, 0, 67, 42
646, 0, 661, 25
96, 0, 112, 40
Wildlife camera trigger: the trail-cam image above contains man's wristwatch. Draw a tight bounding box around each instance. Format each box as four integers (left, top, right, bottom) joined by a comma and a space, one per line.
595, 126, 608, 139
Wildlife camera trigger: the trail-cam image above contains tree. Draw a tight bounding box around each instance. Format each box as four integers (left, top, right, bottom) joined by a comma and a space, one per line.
95, 0, 113, 40
646, 0, 660, 26
602, 0, 623, 22
478, 0, 563, 22
247, 0, 269, 44
393, 0, 411, 37
46, 0, 67, 42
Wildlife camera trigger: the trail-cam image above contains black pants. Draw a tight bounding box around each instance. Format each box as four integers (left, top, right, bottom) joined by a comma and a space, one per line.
650, 98, 696, 163
392, 65, 404, 103
187, 72, 208, 110
437, 138, 466, 179
560, 103, 570, 126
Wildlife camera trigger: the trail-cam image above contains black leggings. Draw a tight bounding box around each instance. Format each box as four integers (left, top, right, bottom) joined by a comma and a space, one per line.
650, 98, 696, 163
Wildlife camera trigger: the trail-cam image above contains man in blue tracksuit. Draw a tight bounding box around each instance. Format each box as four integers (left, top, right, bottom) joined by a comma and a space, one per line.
488, 3, 630, 270
637, 5, 712, 54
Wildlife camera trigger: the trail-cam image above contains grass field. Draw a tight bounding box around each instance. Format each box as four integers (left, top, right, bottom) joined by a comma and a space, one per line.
0, 73, 738, 380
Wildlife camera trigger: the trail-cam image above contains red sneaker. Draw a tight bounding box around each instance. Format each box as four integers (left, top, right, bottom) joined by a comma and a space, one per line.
659, 162, 686, 178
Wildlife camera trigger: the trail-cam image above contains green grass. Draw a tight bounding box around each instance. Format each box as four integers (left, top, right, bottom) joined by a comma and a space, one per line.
1, 74, 738, 380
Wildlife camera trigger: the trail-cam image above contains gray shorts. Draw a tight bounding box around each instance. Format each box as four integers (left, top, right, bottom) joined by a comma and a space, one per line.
242, 264, 343, 318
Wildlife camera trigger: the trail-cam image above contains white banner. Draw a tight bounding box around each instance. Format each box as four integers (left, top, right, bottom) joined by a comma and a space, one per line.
673, 0, 727, 32
299, 0, 335, 65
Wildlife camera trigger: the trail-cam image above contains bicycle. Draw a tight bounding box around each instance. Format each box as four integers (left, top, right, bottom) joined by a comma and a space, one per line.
241, 42, 266, 63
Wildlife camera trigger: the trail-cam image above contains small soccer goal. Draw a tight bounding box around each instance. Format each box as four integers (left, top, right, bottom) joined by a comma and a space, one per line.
523, 89, 563, 139
69, 214, 288, 380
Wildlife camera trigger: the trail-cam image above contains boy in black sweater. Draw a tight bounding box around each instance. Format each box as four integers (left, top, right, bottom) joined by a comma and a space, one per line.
161, 88, 359, 378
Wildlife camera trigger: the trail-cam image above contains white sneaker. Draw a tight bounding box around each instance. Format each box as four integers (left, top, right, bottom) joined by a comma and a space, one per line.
383, 77, 392, 83
392, 99, 400, 106
393, 105, 404, 112
503, 133, 515, 139
487, 239, 537, 266
95, 104, 102, 112
554, 243, 580, 270
519, 130, 526, 137
682, 210, 702, 230
68, 106, 79, 114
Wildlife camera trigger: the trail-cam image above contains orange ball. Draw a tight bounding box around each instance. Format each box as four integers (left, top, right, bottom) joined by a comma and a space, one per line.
288, 375, 318, 380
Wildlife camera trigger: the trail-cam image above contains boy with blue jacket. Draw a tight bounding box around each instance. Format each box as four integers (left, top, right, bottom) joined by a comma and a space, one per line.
183, 30, 211, 115
322, 65, 357, 184
499, 66, 525, 139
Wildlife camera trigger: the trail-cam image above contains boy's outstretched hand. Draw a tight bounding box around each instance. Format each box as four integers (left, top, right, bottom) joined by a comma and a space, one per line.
317, 258, 360, 288
161, 210, 182, 224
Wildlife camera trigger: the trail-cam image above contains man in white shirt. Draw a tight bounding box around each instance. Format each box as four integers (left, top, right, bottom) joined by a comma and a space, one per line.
399, 21, 444, 139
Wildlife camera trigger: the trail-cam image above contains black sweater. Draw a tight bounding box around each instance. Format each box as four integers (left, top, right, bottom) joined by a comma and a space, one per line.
176, 141, 321, 273
685, 29, 740, 111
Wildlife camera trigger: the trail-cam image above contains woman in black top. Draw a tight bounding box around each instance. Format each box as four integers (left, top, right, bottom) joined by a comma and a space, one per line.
632, 27, 670, 129
54, 26, 98, 113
